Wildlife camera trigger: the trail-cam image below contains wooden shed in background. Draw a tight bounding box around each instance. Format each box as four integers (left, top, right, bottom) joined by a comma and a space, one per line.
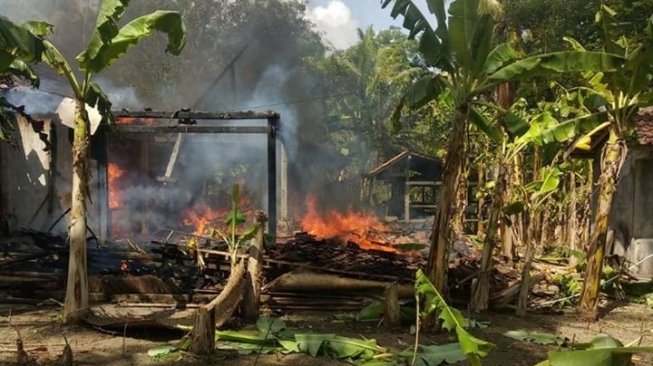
366, 150, 444, 222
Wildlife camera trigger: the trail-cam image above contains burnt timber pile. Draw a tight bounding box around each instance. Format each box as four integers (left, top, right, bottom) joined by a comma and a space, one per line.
0, 229, 519, 328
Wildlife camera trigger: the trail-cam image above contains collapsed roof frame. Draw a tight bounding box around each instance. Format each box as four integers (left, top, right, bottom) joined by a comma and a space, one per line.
101, 109, 281, 239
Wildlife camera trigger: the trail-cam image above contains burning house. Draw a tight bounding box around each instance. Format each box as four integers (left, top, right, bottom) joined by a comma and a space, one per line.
0, 107, 285, 242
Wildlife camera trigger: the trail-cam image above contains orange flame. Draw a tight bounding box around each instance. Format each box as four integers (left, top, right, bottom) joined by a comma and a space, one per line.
182, 194, 259, 236
182, 203, 227, 236
301, 195, 394, 252
116, 117, 155, 125
108, 163, 125, 209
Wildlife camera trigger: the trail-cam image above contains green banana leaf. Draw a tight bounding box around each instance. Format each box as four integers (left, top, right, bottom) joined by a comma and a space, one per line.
216, 330, 273, 345
469, 107, 503, 144
0, 15, 45, 62
416, 343, 466, 366
77, 10, 185, 74
77, 0, 128, 66
533, 334, 653, 366
483, 43, 519, 75
415, 269, 494, 365
489, 51, 625, 81
504, 330, 568, 346
381, 0, 453, 72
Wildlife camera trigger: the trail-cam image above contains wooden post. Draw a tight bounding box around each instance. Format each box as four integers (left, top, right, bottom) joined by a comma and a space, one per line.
404, 156, 411, 222
384, 282, 400, 327
95, 123, 109, 240
243, 212, 267, 321
139, 140, 150, 236
279, 143, 288, 224
267, 117, 278, 242
403, 184, 410, 222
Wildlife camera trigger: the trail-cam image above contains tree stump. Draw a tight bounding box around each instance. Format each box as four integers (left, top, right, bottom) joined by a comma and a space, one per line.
243, 212, 267, 321
384, 282, 400, 327
189, 260, 246, 355
189, 307, 215, 355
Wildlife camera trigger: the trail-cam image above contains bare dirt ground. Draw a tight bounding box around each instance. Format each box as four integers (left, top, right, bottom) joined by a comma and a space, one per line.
0, 302, 651, 366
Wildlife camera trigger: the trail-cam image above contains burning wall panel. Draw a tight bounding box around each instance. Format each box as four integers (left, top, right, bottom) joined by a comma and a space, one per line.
107, 131, 268, 241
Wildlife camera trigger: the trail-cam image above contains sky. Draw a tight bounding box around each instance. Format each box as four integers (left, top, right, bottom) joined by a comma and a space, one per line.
306, 0, 432, 49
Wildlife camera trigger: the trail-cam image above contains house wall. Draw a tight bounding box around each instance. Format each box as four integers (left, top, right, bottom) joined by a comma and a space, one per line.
611, 146, 653, 277
0, 115, 104, 236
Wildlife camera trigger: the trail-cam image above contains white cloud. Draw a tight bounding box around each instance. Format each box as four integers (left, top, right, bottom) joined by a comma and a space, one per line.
307, 0, 359, 50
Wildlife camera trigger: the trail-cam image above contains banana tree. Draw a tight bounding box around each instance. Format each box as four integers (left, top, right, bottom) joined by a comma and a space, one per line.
514, 165, 564, 317
467, 102, 600, 311
382, 0, 625, 301
564, 6, 653, 319
0, 1, 186, 323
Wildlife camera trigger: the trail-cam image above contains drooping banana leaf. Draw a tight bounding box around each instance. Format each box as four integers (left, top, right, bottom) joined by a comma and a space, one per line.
2, 58, 39, 86
469, 107, 503, 144
515, 111, 606, 147
77, 10, 186, 74
78, 0, 129, 66
22, 21, 53, 37
382, 0, 453, 72
483, 43, 520, 75
415, 269, 494, 365
489, 51, 625, 81
0, 15, 45, 62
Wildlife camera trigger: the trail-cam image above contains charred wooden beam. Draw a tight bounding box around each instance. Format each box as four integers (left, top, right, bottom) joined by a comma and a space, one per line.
267, 117, 278, 240
113, 110, 280, 120
115, 125, 269, 134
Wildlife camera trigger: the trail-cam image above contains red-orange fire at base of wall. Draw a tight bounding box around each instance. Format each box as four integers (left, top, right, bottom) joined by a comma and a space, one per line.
108, 162, 125, 210
181, 194, 259, 236
182, 202, 228, 236
300, 195, 395, 252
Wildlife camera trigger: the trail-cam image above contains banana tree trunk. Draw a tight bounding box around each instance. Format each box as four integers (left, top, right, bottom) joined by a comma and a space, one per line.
578, 131, 624, 320
568, 171, 578, 252
63, 100, 90, 324
426, 106, 468, 298
516, 208, 536, 317
470, 160, 506, 312
476, 164, 486, 237
500, 158, 516, 262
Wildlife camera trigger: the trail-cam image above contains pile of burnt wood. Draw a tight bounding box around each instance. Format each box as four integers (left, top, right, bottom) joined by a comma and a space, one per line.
0, 228, 520, 329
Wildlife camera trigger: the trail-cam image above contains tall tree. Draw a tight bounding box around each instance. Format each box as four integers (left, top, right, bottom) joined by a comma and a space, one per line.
311, 27, 423, 179
0, 0, 186, 323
